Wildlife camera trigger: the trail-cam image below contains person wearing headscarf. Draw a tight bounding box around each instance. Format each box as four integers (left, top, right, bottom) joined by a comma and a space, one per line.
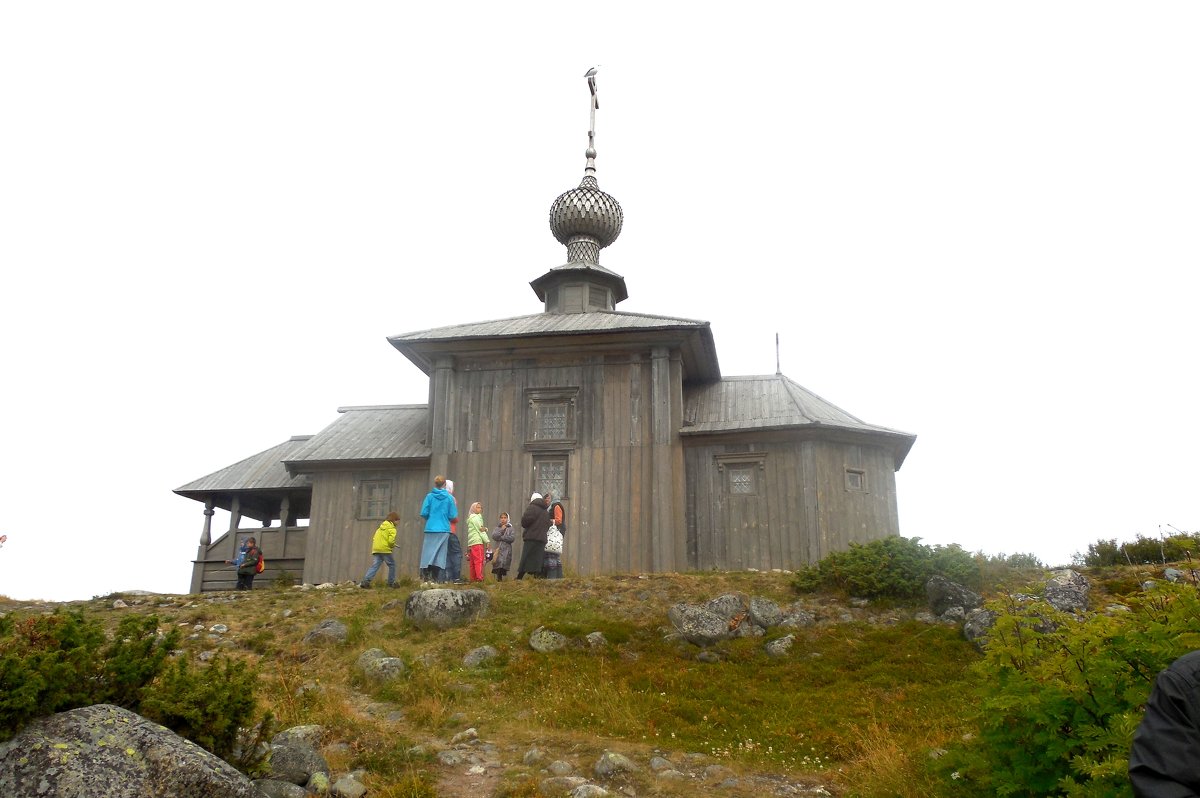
465, 501, 488, 582
359, 512, 399, 588
489, 511, 515, 581
517, 492, 552, 579
418, 475, 458, 584
543, 499, 566, 579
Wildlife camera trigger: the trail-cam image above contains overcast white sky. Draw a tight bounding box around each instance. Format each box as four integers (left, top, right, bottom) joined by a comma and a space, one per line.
2, 3, 1197, 602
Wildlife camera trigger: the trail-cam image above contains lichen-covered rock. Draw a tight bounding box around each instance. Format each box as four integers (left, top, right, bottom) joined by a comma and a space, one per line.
704, 593, 747, 622
268, 741, 329, 785
963, 608, 998, 650
0, 704, 259, 798
355, 648, 408, 682
748, 596, 784, 628
594, 750, 640, 778
541, 776, 589, 794
404, 588, 489, 630
271, 724, 324, 749
925, 575, 983, 617
463, 645, 500, 667
765, 634, 796, 657
668, 603, 730, 647
779, 609, 816, 628
530, 626, 569, 652
1044, 569, 1090, 614
571, 785, 611, 797
331, 774, 368, 798
303, 618, 349, 645
586, 631, 608, 648
254, 779, 309, 798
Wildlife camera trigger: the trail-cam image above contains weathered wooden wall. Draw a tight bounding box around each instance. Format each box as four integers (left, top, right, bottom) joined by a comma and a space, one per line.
191, 525, 308, 591
684, 439, 899, 571
432, 348, 687, 576
304, 466, 430, 584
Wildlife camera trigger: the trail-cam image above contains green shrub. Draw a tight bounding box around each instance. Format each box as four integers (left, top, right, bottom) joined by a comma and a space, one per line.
0, 611, 179, 741
139, 654, 268, 769
1079, 532, 1200, 567
940, 584, 1200, 796
792, 536, 979, 599
0, 609, 270, 777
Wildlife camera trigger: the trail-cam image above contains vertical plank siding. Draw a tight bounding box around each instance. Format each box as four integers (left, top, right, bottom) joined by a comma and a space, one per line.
683, 438, 900, 572
412, 350, 683, 577
204, 349, 904, 588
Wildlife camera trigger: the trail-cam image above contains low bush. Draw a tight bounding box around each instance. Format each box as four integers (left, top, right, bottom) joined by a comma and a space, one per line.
0, 611, 177, 741
792, 536, 978, 599
940, 583, 1200, 796
0, 609, 270, 776
1079, 531, 1200, 567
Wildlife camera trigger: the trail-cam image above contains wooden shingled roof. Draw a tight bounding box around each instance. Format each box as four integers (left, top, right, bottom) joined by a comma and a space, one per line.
388, 310, 721, 382
683, 374, 916, 467
175, 436, 314, 495
282, 404, 431, 473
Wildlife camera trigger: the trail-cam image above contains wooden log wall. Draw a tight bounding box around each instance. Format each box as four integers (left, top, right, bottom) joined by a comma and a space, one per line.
433, 348, 687, 577
684, 439, 899, 572
304, 466, 431, 584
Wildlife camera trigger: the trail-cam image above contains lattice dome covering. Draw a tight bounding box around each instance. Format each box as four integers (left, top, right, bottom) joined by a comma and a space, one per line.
549, 181, 624, 250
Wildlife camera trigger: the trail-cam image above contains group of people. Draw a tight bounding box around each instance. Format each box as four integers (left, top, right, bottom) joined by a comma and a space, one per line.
359, 475, 567, 588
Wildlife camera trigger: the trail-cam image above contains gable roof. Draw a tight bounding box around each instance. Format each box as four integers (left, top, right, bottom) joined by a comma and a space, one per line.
174, 436, 314, 495
683, 374, 916, 467
388, 310, 721, 381
283, 405, 431, 472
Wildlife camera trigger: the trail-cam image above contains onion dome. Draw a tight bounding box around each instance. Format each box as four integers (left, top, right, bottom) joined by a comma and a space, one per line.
549, 173, 623, 264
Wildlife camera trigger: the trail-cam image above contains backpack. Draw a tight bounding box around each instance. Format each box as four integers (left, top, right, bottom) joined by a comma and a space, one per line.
255, 554, 265, 574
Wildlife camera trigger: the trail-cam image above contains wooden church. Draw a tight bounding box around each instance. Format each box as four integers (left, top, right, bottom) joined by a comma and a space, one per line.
177, 75, 916, 592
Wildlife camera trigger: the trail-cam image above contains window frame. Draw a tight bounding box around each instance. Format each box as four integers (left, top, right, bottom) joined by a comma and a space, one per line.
525, 387, 579, 449
844, 468, 867, 492
715, 453, 767, 496
532, 453, 569, 500
356, 478, 393, 521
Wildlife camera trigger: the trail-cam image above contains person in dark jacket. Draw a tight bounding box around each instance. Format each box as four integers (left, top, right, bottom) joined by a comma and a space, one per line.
1129, 649, 1200, 796
517, 492, 552, 579
232, 537, 261, 591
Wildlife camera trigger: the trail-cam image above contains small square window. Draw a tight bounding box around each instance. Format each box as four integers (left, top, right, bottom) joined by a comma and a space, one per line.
357, 479, 392, 520
845, 469, 866, 492
715, 453, 766, 495
526, 388, 578, 448
727, 465, 757, 495
534, 455, 568, 499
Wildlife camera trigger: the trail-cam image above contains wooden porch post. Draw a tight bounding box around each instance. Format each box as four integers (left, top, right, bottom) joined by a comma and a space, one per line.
228, 496, 242, 559
200, 500, 214, 546
189, 500, 216, 594
279, 495, 291, 557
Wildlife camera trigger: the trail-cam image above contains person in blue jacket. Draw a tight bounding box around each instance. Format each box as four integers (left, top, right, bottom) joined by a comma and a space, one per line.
418, 474, 458, 584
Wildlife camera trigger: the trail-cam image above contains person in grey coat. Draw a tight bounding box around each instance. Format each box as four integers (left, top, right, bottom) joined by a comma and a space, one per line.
489, 511, 515, 581
1129, 649, 1200, 796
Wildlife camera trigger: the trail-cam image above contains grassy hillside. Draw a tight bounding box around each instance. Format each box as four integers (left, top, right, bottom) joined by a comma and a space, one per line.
0, 563, 1174, 797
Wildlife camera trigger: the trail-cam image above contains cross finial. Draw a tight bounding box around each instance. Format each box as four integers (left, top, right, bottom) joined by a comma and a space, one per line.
584, 67, 599, 177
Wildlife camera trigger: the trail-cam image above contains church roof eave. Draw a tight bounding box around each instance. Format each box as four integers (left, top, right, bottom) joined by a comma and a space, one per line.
388, 311, 721, 381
